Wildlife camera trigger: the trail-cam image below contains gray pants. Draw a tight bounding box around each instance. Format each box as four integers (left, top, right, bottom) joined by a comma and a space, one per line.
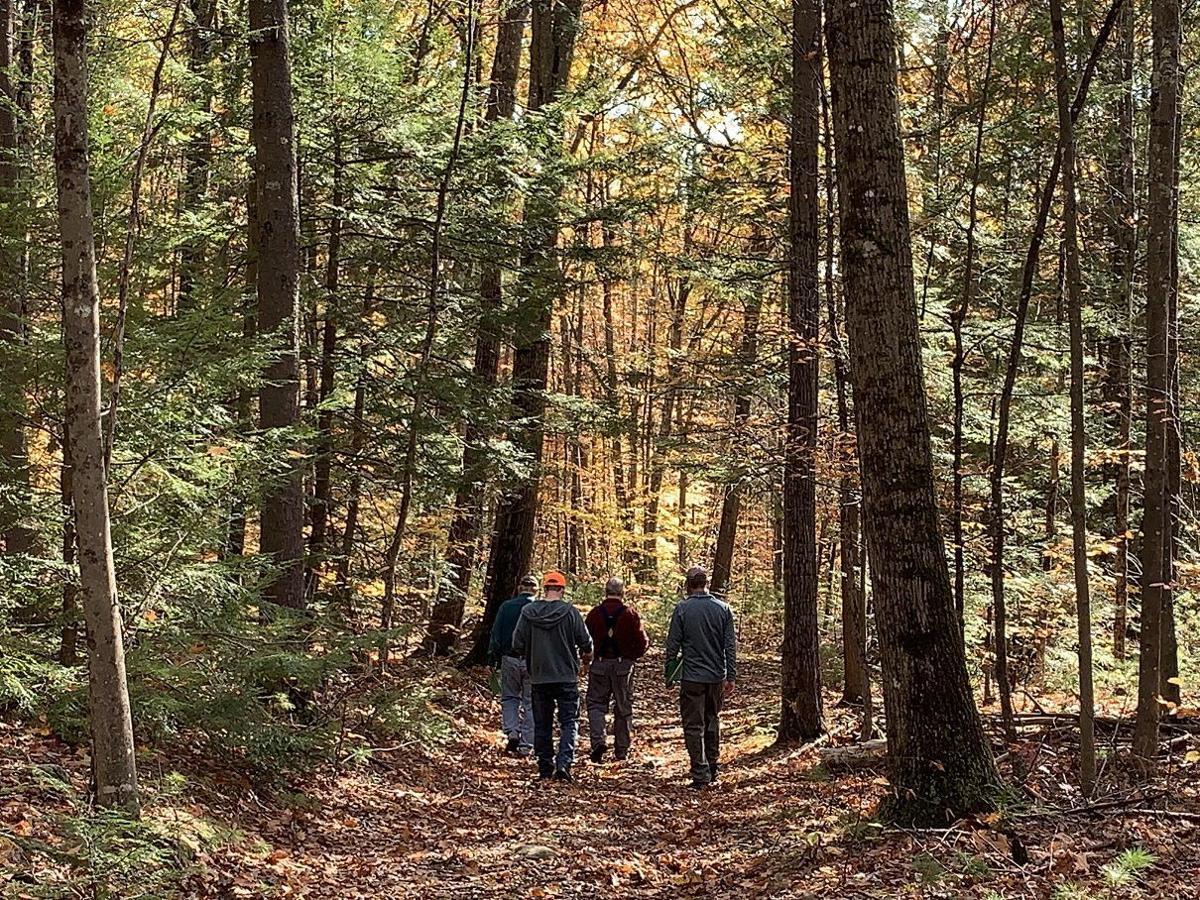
586, 658, 635, 755
680, 680, 724, 783
500, 655, 533, 749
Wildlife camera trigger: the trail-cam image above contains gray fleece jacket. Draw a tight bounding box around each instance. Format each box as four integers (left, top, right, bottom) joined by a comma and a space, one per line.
664, 591, 738, 684
511, 599, 593, 686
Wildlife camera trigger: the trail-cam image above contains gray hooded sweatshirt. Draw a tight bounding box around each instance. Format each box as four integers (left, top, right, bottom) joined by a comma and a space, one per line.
511, 599, 593, 686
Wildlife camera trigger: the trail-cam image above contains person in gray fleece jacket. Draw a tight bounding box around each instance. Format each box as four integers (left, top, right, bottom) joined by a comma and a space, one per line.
511, 571, 593, 781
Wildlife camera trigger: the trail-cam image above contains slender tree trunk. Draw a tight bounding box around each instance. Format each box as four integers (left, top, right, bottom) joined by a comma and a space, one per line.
1106, 0, 1135, 662
951, 0, 996, 626
250, 0, 305, 609
986, 0, 1123, 746
464, 0, 585, 667
1134, 0, 1180, 765
711, 242, 764, 596
177, 0, 215, 312
53, 0, 139, 816
0, 0, 34, 555
58, 423, 78, 665
1160, 91, 1183, 707
1050, 0, 1096, 797
427, 0, 528, 656
826, 0, 998, 824
225, 174, 257, 559
778, 0, 824, 746
307, 132, 342, 591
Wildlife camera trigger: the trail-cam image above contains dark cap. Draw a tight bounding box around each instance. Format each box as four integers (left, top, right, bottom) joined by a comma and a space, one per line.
518, 574, 539, 591
685, 566, 707, 592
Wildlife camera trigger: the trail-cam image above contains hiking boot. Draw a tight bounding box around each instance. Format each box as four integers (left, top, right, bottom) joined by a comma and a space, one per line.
505, 736, 521, 755
537, 769, 554, 782
553, 768, 573, 783
709, 762, 719, 783
589, 745, 606, 764
516, 744, 534, 758
614, 750, 629, 762
689, 779, 709, 791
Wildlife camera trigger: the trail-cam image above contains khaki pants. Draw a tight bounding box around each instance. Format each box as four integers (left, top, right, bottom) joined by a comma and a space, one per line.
586, 658, 635, 756
679, 680, 723, 783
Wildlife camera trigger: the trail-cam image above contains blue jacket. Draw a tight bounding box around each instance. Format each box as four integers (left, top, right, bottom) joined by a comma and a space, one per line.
489, 593, 534, 665
664, 592, 737, 684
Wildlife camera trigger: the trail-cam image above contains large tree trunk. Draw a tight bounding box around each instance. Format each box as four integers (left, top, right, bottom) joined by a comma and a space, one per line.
463, 0, 584, 667
0, 0, 34, 556
1135, 0, 1181, 762
250, 0, 305, 609
427, 0, 528, 656
825, 0, 998, 824
1049, 0, 1096, 797
778, 0, 824, 746
52, 0, 139, 816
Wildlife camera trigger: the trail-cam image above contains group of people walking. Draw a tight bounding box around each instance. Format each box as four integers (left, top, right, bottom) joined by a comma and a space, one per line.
488, 566, 738, 789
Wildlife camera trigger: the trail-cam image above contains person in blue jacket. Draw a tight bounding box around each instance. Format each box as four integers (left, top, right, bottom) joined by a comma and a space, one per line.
489, 574, 539, 755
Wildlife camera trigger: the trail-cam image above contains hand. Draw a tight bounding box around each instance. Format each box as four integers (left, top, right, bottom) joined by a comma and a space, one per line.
723, 680, 736, 699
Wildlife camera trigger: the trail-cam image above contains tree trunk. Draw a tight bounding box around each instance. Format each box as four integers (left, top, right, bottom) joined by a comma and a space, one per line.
778, 0, 824, 746
1133, 0, 1180, 765
0, 0, 34, 556
225, 174, 257, 559
1104, 0, 1134, 662
1049, 0, 1096, 797
176, 0, 215, 312
462, 0, 584, 667
250, 0, 305, 609
307, 132, 342, 591
986, 0, 1123, 746
825, 0, 999, 824
427, 0, 528, 656
53, 0, 139, 815
711, 242, 764, 596
951, 0, 996, 626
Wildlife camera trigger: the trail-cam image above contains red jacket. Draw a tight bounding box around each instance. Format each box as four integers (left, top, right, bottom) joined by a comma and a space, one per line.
586, 599, 650, 660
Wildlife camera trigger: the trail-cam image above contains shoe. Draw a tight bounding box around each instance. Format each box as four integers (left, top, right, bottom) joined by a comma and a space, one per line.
505, 736, 521, 755
590, 745, 606, 764
709, 762, 719, 783
537, 770, 554, 781
553, 768, 573, 782
614, 751, 629, 762
517, 744, 534, 757
689, 779, 708, 790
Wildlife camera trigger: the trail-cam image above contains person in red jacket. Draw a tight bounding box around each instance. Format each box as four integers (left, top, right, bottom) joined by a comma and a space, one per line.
584, 577, 650, 762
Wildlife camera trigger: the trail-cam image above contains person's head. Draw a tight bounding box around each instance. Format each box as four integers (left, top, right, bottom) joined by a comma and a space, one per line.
542, 570, 567, 600
517, 574, 538, 595
685, 566, 708, 595
604, 576, 625, 600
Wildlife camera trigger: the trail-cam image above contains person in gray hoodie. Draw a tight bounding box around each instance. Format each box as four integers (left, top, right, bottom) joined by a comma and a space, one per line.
664, 566, 737, 789
511, 570, 593, 781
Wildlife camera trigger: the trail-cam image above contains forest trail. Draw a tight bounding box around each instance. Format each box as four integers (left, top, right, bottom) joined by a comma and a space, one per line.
184, 655, 1198, 899
199, 654, 896, 899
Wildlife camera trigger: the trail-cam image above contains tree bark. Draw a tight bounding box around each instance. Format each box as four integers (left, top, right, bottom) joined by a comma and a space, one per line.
177, 0, 215, 311
427, 0, 529, 656
825, 0, 999, 824
1134, 0, 1180, 765
0, 0, 34, 556
52, 0, 140, 816
778, 0, 823, 746
463, 0, 584, 667
250, 0, 305, 609
1049, 0, 1096, 797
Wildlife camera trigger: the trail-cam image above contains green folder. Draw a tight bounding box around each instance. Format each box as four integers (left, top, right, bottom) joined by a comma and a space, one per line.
665, 657, 683, 687
488, 669, 501, 695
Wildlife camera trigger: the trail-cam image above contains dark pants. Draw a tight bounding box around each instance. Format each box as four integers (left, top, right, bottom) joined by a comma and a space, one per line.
680, 680, 723, 783
532, 682, 580, 776
586, 658, 635, 756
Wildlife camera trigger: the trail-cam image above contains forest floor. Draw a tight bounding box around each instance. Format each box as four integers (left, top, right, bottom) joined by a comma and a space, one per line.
3, 652, 1200, 899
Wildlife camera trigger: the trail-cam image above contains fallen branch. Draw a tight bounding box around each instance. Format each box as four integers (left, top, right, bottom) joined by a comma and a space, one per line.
819, 739, 887, 771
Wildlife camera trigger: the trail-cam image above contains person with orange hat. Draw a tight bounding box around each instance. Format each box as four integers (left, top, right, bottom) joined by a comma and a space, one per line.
511, 570, 593, 781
